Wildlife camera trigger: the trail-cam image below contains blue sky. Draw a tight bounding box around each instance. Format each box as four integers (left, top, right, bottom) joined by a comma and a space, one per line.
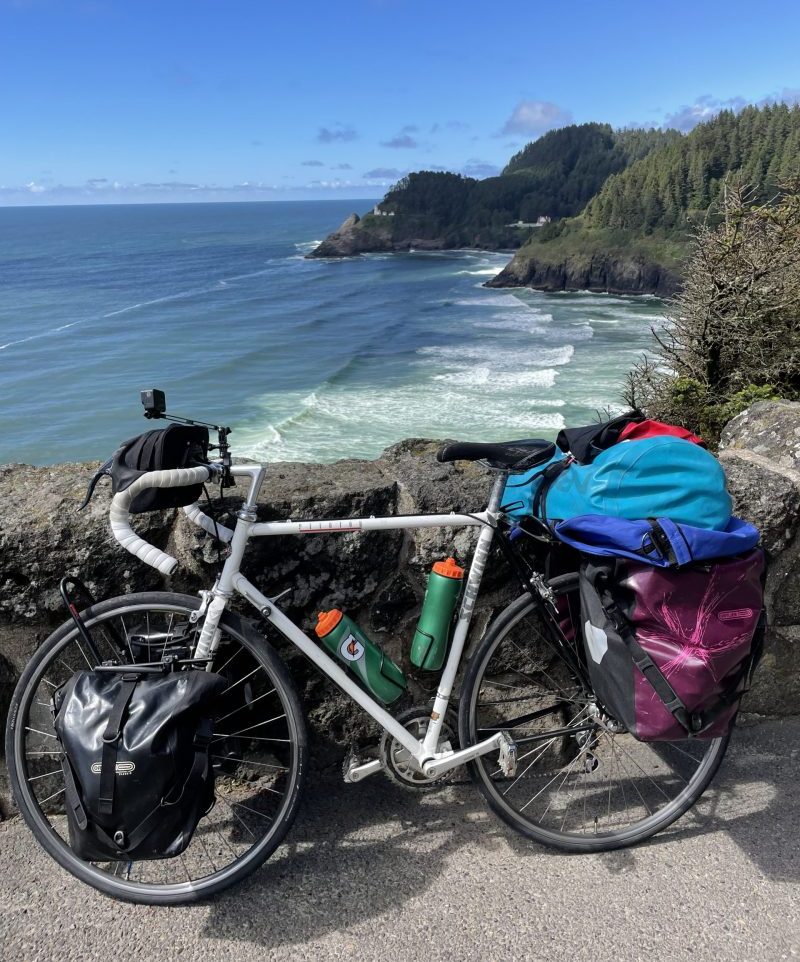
1, 0, 799, 205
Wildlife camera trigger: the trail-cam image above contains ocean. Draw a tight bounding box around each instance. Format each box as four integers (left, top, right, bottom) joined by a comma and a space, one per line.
0, 200, 663, 466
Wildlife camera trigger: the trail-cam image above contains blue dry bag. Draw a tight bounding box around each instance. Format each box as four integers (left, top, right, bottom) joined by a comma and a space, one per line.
503, 436, 732, 531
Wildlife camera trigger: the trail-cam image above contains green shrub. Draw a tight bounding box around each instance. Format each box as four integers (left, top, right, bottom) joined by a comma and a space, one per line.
625, 179, 800, 445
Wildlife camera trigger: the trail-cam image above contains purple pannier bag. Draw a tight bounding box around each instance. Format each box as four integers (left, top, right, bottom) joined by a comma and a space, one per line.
580, 549, 765, 740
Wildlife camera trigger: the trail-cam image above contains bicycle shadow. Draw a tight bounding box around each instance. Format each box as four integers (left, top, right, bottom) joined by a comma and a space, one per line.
611, 717, 800, 883
201, 749, 505, 947
201, 719, 798, 950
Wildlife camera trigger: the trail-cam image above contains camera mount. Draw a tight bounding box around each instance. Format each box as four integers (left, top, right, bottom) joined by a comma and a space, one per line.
140, 388, 234, 486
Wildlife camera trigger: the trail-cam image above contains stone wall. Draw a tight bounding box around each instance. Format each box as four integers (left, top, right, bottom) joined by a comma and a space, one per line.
718, 401, 800, 715
1, 403, 798, 813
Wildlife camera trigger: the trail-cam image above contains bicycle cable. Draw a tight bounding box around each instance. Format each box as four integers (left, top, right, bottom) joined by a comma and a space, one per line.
201, 482, 225, 576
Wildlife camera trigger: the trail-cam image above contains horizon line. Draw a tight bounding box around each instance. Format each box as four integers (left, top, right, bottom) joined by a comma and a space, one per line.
0, 196, 382, 210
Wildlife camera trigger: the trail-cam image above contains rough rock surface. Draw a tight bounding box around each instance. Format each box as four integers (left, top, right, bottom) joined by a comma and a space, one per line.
307, 214, 504, 259
1, 404, 799, 815
718, 401, 800, 714
0, 440, 504, 814
307, 213, 396, 258
486, 249, 681, 296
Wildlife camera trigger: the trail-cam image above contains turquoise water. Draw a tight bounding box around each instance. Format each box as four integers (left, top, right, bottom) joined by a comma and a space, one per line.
0, 201, 663, 465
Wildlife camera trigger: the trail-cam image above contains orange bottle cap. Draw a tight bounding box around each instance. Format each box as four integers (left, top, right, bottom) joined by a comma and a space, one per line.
315, 609, 343, 637
432, 557, 464, 580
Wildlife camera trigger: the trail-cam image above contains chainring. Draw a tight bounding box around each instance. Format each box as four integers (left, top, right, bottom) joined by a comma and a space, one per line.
379, 705, 460, 791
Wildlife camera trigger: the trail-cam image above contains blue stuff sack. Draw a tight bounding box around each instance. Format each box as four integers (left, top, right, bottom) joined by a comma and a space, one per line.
501, 448, 567, 520
554, 514, 760, 567
541, 436, 731, 530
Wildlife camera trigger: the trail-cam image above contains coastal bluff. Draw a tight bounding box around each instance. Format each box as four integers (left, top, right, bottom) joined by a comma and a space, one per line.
2, 401, 799, 814
307, 213, 681, 296
486, 246, 682, 297
308, 212, 468, 258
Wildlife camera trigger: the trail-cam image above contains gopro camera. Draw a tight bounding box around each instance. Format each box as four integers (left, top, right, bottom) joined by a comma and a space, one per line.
141, 388, 166, 418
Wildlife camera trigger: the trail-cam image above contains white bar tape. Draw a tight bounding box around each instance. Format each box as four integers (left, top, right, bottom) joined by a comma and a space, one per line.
183, 502, 234, 543
109, 466, 211, 575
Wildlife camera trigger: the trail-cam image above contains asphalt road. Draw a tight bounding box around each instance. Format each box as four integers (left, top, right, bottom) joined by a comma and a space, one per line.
1, 717, 798, 962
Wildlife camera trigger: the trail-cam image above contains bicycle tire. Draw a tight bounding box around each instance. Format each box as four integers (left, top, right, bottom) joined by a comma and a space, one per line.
458, 584, 730, 852
5, 591, 308, 904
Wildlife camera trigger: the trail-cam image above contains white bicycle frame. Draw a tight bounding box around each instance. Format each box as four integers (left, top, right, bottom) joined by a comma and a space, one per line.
109, 462, 515, 781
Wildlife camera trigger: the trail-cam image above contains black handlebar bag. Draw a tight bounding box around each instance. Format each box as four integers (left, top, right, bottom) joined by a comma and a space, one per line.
82, 423, 209, 514
53, 667, 226, 861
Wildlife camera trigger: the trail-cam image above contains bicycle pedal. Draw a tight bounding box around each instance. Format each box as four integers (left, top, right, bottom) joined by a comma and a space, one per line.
498, 733, 517, 778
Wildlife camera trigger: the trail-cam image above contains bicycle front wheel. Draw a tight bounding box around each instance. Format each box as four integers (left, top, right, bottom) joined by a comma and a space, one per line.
459, 583, 729, 852
5, 591, 308, 904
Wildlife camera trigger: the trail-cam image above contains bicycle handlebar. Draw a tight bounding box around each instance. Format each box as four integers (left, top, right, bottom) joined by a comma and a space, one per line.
183, 501, 235, 544
109, 465, 213, 575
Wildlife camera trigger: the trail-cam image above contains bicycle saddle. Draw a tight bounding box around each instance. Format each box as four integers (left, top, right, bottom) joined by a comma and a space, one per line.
436, 438, 556, 470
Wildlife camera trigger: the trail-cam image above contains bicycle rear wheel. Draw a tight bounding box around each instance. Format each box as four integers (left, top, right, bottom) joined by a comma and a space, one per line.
5, 592, 307, 904
459, 581, 729, 852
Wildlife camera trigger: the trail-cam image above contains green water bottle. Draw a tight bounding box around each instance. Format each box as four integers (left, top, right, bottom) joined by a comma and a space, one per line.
410, 557, 465, 671
315, 609, 406, 705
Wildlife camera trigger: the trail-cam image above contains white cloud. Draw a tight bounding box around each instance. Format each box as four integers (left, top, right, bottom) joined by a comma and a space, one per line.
662, 94, 747, 132
363, 167, 405, 180
500, 100, 572, 137
759, 87, 800, 107
663, 88, 800, 132
317, 124, 358, 143
381, 132, 418, 149
460, 159, 500, 179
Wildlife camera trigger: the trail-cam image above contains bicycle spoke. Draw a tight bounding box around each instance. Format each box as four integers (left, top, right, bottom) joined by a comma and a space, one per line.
12, 599, 302, 901
214, 687, 277, 724
26, 727, 58, 740
610, 739, 681, 801
28, 769, 62, 782
38, 787, 65, 805
468, 589, 726, 847
215, 794, 256, 839
73, 637, 94, 670
119, 615, 135, 663
519, 747, 589, 813
220, 665, 264, 695
162, 613, 175, 658
211, 754, 288, 772
214, 646, 243, 675
211, 734, 291, 744
230, 801, 275, 821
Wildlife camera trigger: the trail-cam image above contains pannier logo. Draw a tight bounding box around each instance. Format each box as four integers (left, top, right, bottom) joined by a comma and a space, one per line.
340, 632, 365, 662
91, 761, 136, 775
718, 608, 754, 622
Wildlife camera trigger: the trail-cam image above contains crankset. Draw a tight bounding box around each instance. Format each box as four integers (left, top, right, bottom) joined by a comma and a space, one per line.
379, 705, 460, 791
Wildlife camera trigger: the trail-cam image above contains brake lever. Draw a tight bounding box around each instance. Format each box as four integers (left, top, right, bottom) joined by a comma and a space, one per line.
79, 456, 113, 510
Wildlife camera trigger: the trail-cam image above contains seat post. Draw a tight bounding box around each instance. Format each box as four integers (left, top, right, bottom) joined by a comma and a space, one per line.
487, 470, 508, 514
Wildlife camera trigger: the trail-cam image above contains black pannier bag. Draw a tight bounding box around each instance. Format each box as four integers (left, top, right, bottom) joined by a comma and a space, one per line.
54, 667, 226, 861
82, 423, 209, 514
579, 549, 765, 740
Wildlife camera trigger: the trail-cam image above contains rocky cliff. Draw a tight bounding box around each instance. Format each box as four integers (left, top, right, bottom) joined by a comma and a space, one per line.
310, 214, 681, 296
308, 213, 395, 257
486, 248, 681, 297
2, 404, 799, 814
307, 213, 487, 258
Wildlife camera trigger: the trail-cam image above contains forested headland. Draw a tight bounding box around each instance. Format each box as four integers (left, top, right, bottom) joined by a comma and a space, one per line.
310, 104, 800, 296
